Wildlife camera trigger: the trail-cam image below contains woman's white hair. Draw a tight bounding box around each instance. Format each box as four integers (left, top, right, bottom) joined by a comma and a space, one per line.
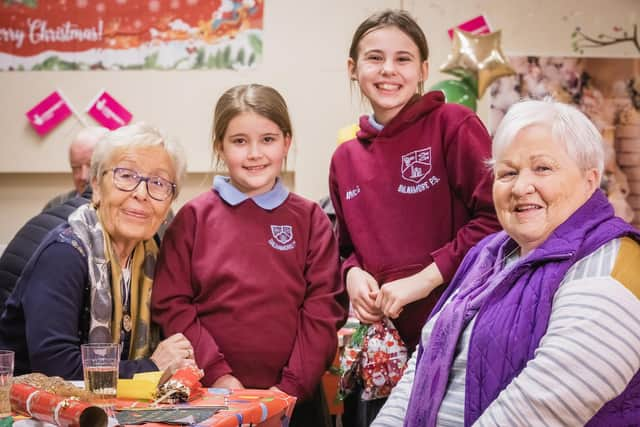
491, 98, 604, 175
90, 122, 187, 198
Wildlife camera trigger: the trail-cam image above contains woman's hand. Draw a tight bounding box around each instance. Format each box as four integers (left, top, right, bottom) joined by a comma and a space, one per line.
150, 333, 196, 375
346, 267, 383, 324
213, 374, 244, 390
375, 263, 444, 319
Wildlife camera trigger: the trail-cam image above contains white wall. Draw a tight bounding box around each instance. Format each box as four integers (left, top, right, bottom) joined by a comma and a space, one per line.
0, 0, 638, 243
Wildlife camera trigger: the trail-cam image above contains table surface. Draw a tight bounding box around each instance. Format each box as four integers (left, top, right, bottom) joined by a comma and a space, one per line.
10, 324, 360, 426
13, 387, 297, 427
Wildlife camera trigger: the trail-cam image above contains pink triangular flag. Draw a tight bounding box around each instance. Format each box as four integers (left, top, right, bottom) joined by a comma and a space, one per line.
25, 91, 73, 136
447, 15, 492, 39
87, 90, 132, 130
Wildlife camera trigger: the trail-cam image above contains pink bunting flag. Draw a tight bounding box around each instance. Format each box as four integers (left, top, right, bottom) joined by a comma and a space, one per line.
447, 15, 492, 39
25, 90, 73, 136
87, 90, 132, 130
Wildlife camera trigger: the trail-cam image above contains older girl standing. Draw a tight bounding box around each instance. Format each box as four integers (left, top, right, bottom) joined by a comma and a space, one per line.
330, 10, 501, 425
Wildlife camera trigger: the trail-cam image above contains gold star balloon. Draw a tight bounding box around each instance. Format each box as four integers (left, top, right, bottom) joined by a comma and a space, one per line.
440, 29, 516, 98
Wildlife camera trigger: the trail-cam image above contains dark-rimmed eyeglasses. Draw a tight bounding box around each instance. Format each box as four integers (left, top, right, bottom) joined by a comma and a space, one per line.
103, 167, 176, 202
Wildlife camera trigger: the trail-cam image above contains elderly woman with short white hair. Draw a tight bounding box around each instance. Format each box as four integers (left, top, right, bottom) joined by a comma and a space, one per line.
0, 123, 196, 379
372, 99, 640, 426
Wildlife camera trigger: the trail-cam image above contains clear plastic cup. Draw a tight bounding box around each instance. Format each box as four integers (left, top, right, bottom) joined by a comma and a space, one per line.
81, 344, 120, 402
0, 350, 14, 417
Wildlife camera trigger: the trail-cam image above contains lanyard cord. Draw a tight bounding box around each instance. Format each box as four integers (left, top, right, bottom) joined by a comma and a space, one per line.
121, 255, 132, 313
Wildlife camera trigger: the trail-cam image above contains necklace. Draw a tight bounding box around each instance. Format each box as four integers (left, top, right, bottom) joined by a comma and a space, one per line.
121, 255, 133, 333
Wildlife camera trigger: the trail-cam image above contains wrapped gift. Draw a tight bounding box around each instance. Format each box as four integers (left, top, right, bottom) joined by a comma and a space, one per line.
339, 319, 408, 401
155, 366, 205, 404
13, 373, 93, 401
339, 323, 367, 399
359, 319, 408, 400
117, 371, 164, 401
10, 383, 107, 427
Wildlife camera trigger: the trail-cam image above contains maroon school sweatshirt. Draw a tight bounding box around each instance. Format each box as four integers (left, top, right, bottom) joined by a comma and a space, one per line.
329, 91, 501, 349
152, 185, 346, 400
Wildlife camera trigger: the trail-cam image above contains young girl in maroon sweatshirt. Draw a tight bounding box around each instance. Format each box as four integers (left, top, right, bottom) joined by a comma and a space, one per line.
329, 10, 501, 426
152, 84, 347, 427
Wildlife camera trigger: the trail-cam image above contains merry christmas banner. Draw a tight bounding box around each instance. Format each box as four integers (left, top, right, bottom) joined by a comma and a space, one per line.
0, 0, 263, 71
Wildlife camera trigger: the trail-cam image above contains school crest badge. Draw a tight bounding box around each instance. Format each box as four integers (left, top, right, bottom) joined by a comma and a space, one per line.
401, 148, 431, 184
271, 225, 293, 244
269, 225, 296, 250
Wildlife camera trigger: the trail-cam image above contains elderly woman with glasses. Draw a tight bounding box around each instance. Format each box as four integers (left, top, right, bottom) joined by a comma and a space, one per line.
372, 99, 640, 427
0, 123, 196, 379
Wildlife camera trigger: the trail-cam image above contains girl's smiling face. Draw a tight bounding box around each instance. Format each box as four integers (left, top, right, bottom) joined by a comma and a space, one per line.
349, 25, 428, 125
218, 111, 291, 197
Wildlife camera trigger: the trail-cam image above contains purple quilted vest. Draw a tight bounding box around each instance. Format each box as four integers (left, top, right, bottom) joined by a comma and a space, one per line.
458, 191, 640, 425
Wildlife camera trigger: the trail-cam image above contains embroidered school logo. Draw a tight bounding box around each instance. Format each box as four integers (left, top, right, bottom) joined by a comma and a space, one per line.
401, 148, 431, 184
271, 225, 293, 244
269, 225, 296, 251
397, 147, 440, 194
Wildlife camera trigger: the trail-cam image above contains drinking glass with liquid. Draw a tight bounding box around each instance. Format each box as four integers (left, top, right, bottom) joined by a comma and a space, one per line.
0, 350, 14, 417
81, 343, 119, 401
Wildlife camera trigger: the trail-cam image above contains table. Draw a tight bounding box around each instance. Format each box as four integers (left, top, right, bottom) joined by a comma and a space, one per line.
12, 388, 297, 427
168, 388, 296, 427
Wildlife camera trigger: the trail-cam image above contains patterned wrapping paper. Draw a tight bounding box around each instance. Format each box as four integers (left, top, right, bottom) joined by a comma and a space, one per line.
114, 388, 297, 427
10, 383, 107, 427
11, 372, 296, 426
359, 320, 408, 400
339, 319, 408, 401
186, 388, 296, 427
155, 366, 205, 404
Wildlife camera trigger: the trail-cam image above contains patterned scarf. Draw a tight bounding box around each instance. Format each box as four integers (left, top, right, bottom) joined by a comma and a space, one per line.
404, 234, 518, 427
68, 204, 158, 360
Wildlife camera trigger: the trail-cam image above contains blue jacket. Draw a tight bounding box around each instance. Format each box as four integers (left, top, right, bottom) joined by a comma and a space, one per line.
0, 188, 91, 312
0, 221, 157, 379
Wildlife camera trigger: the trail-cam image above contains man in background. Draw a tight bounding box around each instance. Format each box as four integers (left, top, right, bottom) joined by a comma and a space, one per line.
0, 127, 107, 310
0, 187, 92, 312
42, 126, 108, 211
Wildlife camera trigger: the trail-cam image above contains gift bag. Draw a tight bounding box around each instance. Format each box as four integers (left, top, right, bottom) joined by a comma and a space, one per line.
338, 323, 367, 399
339, 319, 408, 401
360, 318, 408, 400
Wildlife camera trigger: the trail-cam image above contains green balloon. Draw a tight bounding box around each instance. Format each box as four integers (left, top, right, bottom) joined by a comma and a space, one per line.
430, 79, 477, 111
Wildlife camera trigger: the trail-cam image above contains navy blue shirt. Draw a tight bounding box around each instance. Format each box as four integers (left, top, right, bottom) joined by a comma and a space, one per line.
0, 223, 157, 379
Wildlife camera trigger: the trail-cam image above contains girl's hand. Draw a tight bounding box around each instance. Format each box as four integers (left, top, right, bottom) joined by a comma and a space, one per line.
150, 333, 195, 374
212, 374, 244, 390
376, 263, 444, 318
346, 267, 383, 324
375, 276, 419, 319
